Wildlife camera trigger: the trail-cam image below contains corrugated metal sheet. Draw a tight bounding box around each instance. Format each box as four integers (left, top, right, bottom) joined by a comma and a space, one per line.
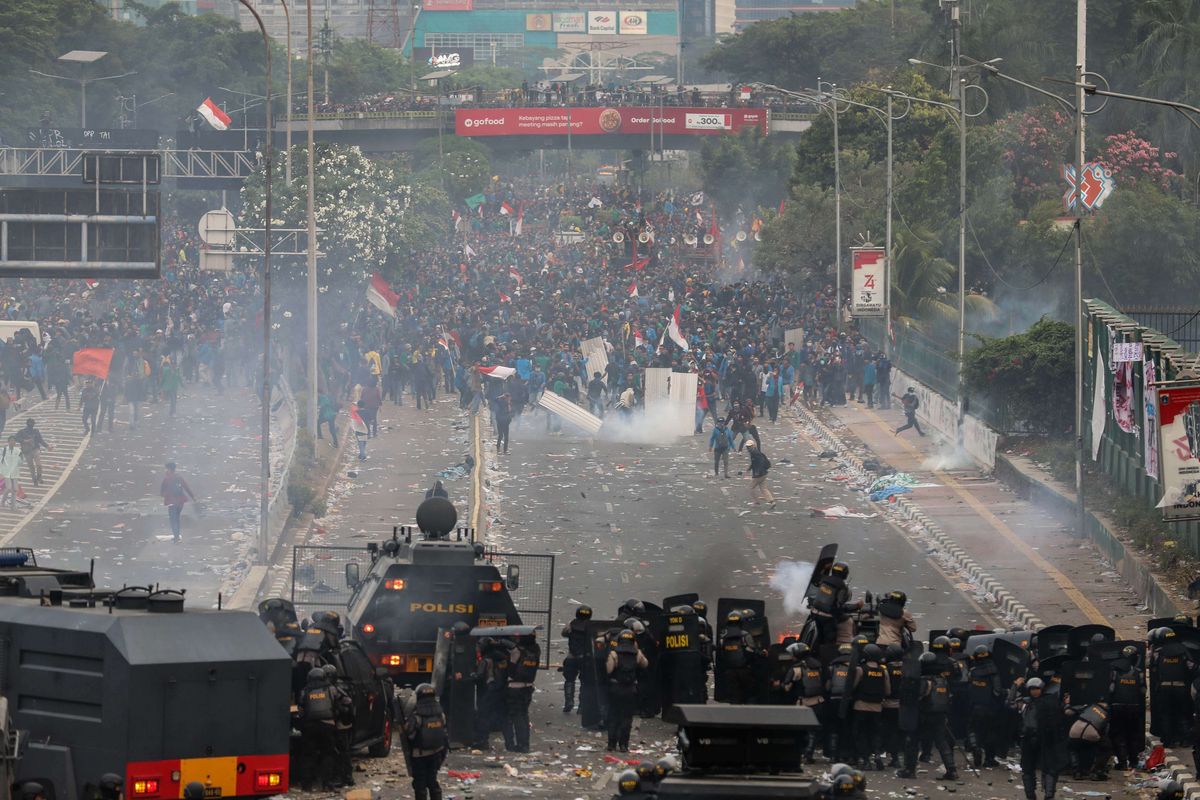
537, 390, 603, 435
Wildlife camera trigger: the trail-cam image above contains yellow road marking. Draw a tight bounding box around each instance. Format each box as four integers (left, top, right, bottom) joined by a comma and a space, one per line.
856, 406, 1109, 626
470, 413, 484, 540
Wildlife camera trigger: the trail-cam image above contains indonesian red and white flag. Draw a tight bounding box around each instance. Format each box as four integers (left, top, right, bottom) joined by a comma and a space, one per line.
666, 304, 690, 351
83, 278, 99, 289
634, 331, 645, 349
478, 365, 516, 380
498, 291, 511, 304
628, 280, 638, 298
464, 243, 476, 259
348, 404, 369, 436
625, 256, 650, 271
508, 267, 523, 284
452, 209, 462, 231
197, 97, 232, 131
513, 203, 524, 236
500, 201, 515, 216
366, 272, 399, 318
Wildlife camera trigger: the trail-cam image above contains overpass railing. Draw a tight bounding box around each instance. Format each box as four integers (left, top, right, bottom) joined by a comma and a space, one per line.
0, 147, 258, 182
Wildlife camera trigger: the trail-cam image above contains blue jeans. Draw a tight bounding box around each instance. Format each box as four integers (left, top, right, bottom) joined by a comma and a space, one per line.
357, 436, 367, 461
168, 503, 183, 540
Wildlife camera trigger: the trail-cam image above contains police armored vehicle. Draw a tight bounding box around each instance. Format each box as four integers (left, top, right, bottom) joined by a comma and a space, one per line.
290, 498, 552, 687
0, 549, 291, 800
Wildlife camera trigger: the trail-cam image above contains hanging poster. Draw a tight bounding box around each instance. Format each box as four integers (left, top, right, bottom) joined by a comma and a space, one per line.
1144, 355, 1159, 480
1156, 380, 1200, 521
1113, 360, 1136, 434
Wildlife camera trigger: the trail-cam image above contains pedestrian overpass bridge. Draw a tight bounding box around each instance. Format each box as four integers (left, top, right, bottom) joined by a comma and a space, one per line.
0, 108, 813, 190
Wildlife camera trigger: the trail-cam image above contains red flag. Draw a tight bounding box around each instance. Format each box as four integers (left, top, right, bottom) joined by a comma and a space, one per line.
72, 348, 115, 380
508, 267, 523, 284
778, 198, 786, 216
478, 365, 516, 380
197, 97, 232, 131
449, 330, 463, 350
366, 273, 399, 317
500, 201, 514, 216
628, 280, 638, 298
348, 404, 369, 436
709, 209, 719, 243
498, 291, 511, 304
666, 305, 690, 351
83, 278, 99, 289
513, 203, 524, 236
624, 257, 650, 271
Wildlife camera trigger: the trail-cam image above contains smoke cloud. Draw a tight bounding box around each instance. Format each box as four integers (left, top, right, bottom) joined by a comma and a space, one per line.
770, 559, 816, 616
597, 404, 693, 445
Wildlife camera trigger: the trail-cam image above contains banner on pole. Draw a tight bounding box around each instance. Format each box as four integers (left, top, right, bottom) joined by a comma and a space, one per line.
1155, 380, 1200, 521
850, 247, 886, 317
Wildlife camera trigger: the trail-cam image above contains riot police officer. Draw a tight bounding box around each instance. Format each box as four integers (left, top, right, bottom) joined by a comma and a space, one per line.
617, 599, 646, 625
562, 605, 593, 713
1009, 677, 1067, 800
881, 644, 906, 767
898, 652, 957, 780
826, 642, 854, 762
607, 629, 648, 752
876, 591, 916, 648
966, 645, 1004, 769
1065, 699, 1110, 780
506, 633, 541, 752
405, 683, 449, 800
693, 600, 714, 700
1109, 645, 1145, 771
297, 667, 340, 790
1150, 627, 1194, 747
627, 618, 660, 716
807, 562, 862, 646
783, 642, 827, 761
323, 663, 356, 787
717, 610, 760, 704
851, 643, 890, 770
473, 637, 510, 750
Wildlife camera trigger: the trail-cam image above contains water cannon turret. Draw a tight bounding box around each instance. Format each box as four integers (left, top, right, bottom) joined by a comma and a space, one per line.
416, 497, 458, 540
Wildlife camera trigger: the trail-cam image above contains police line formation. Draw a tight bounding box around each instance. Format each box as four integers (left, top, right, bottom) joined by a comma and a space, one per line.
261, 540, 1200, 800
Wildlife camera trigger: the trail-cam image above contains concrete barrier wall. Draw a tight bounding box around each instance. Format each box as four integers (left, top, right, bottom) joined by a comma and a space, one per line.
891, 367, 998, 470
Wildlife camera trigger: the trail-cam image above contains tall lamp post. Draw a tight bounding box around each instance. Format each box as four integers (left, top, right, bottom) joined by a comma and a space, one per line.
30, 50, 135, 129
280, 0, 293, 185
902, 61, 989, 438
306, 0, 319, 436
236, 0, 274, 566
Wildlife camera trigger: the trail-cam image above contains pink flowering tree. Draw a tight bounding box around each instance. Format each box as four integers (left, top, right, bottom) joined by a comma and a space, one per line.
1094, 131, 1180, 192
997, 106, 1072, 214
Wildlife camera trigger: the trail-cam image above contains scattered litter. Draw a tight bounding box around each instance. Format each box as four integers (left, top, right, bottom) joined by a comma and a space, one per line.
810, 505, 878, 519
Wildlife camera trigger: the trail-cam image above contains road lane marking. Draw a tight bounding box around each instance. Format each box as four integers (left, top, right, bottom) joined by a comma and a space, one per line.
0, 431, 91, 548
470, 413, 484, 539
854, 406, 1109, 627
605, 502, 614, 514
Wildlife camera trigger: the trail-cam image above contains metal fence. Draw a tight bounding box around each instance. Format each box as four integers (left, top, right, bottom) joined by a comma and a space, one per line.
857, 317, 960, 400
1121, 306, 1200, 353
265, 374, 298, 559
291, 545, 367, 612
483, 549, 555, 667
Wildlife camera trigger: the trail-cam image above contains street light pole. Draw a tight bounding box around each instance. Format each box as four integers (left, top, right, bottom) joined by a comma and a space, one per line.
306, 0, 319, 436
236, 0, 274, 566
281, 0, 293, 185
885, 91, 895, 357
957, 75, 967, 432
1074, 0, 1088, 541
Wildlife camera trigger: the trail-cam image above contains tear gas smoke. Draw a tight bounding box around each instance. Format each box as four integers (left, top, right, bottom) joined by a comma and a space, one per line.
770, 560, 816, 616
921, 439, 975, 472
598, 402, 695, 445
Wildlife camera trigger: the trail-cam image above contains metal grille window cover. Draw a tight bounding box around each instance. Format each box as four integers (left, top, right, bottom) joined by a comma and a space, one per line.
291, 545, 367, 611
483, 549, 555, 667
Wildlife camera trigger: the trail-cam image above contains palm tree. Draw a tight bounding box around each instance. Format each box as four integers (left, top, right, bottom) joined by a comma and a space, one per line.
1128, 0, 1200, 182
889, 227, 997, 331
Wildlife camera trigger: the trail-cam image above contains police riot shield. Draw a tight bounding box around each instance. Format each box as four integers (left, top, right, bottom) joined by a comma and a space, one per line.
1060, 659, 1113, 706
1086, 639, 1146, 668
257, 597, 298, 630
898, 641, 924, 733
1038, 654, 1070, 686
717, 598, 771, 650
394, 690, 416, 777
660, 612, 704, 711
444, 626, 479, 747
664, 593, 700, 614
1173, 626, 1200, 661
1036, 625, 1073, 662
1068, 624, 1115, 658
766, 644, 795, 705
991, 638, 1031, 689
1148, 616, 1193, 631
803, 544, 839, 606
838, 641, 863, 720
583, 619, 623, 728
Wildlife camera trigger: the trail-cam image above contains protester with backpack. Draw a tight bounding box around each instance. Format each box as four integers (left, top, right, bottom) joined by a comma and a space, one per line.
159, 461, 197, 543
895, 387, 925, 437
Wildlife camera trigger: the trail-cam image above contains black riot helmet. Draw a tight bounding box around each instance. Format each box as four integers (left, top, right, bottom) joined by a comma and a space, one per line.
853, 634, 870, 650
416, 683, 437, 700
17, 783, 45, 800
972, 645, 991, 661
1148, 628, 1164, 646
727, 610, 742, 625
627, 619, 646, 634
831, 562, 850, 580
1090, 633, 1107, 645
1121, 645, 1139, 662
654, 757, 676, 779
618, 629, 637, 645
671, 604, 696, 616
919, 652, 939, 674
1174, 614, 1192, 626
617, 770, 640, 795
1161, 627, 1178, 641
635, 761, 655, 782
884, 643, 905, 662
692, 600, 707, 616
787, 642, 811, 660
1159, 779, 1186, 800
850, 769, 867, 792
837, 643, 853, 657
1026, 677, 1045, 693
307, 667, 328, 686
862, 643, 883, 662
948, 637, 963, 654
930, 636, 950, 654
99, 774, 123, 800
831, 775, 856, 796
183, 784, 206, 800
322, 663, 339, 680
829, 763, 854, 779
887, 590, 907, 606
576, 605, 593, 620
